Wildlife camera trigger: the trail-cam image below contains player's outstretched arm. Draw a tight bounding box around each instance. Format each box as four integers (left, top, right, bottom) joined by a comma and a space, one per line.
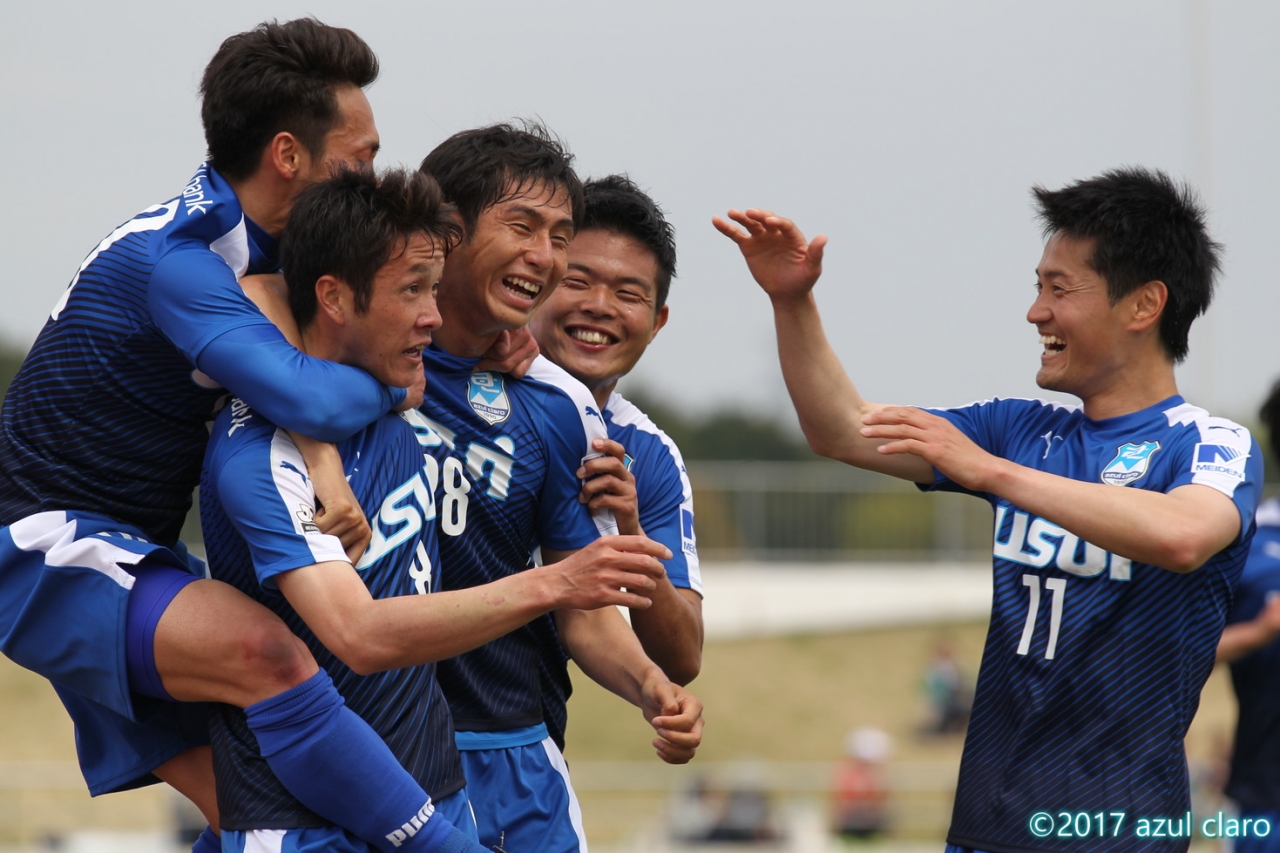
271, 535, 672, 675
863, 404, 1246, 573
713, 209, 932, 484
151, 256, 405, 443
553, 605, 704, 764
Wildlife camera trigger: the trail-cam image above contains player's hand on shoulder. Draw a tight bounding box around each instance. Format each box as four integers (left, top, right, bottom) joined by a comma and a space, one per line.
475, 327, 540, 378
545, 536, 671, 611
578, 438, 641, 535
641, 676, 704, 765
712, 208, 827, 301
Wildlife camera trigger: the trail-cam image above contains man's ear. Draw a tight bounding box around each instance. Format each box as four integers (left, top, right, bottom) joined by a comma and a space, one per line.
266, 131, 310, 181
1128, 280, 1167, 333
314, 275, 351, 325
649, 303, 670, 342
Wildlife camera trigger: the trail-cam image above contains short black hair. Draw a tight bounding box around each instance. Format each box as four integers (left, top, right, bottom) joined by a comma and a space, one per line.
418, 121, 584, 233
580, 175, 677, 311
1261, 378, 1280, 463
281, 166, 461, 328
201, 18, 379, 182
1032, 167, 1221, 364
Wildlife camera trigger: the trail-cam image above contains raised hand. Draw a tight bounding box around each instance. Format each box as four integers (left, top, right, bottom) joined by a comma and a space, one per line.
713, 208, 827, 301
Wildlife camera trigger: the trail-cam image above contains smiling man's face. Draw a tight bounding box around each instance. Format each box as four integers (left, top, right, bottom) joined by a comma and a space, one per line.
530, 228, 668, 403
440, 180, 575, 337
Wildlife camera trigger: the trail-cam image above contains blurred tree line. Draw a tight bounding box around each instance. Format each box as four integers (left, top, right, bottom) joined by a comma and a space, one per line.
621, 386, 817, 461
0, 346, 23, 402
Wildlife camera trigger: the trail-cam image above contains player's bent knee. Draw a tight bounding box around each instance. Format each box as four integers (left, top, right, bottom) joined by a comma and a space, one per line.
235, 620, 318, 697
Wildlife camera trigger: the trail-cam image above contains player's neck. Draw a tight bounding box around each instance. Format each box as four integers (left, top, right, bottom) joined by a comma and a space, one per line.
589, 380, 616, 411
229, 176, 292, 238
297, 325, 341, 365
1081, 363, 1178, 421
432, 284, 506, 358
431, 314, 501, 360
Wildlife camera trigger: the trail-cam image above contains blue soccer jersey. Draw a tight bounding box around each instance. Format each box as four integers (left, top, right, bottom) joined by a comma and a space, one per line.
0, 162, 401, 545
925, 395, 1261, 853
540, 390, 703, 749
415, 348, 612, 733
1225, 498, 1280, 812
201, 403, 463, 829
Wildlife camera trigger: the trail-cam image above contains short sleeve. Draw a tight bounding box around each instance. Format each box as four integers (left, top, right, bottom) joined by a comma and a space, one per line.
208, 416, 348, 587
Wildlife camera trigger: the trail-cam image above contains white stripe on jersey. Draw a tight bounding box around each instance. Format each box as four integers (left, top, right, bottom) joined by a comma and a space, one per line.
8, 511, 139, 590
1163, 401, 1254, 498
525, 356, 618, 537
266, 429, 349, 564
607, 392, 703, 595
51, 200, 181, 321
209, 216, 251, 278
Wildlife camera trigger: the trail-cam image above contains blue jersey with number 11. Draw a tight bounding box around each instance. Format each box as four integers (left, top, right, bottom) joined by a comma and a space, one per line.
926, 395, 1260, 853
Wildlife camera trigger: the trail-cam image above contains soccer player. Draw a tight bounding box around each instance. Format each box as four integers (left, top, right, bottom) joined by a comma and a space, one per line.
204, 166, 673, 853
528, 175, 703, 749
1216, 379, 1280, 850
419, 124, 705, 852
0, 20, 481, 853
717, 168, 1261, 852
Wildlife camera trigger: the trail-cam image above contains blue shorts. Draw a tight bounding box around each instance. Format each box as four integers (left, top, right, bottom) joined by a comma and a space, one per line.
222, 787, 478, 852
0, 510, 210, 794
456, 724, 586, 853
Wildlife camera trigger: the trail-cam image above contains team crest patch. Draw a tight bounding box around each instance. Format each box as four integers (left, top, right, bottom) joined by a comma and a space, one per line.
467, 372, 511, 425
1100, 441, 1160, 486
1191, 442, 1249, 482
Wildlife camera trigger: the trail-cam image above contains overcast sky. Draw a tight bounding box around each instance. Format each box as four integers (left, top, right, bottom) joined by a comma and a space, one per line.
2, 1, 1276, 424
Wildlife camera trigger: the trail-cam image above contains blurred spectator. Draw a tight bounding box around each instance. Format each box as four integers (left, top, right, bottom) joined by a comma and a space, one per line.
921, 640, 971, 735
832, 727, 891, 839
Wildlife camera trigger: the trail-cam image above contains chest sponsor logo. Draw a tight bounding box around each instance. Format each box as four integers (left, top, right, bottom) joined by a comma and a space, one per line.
467, 372, 511, 425
1192, 442, 1249, 482
1100, 441, 1160, 486
993, 505, 1131, 580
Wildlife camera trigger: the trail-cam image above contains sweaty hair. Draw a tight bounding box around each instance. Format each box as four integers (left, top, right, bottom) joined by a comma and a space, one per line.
1261, 378, 1280, 462
581, 175, 678, 312
417, 121, 584, 233
1031, 167, 1221, 364
281, 166, 461, 328
200, 18, 378, 182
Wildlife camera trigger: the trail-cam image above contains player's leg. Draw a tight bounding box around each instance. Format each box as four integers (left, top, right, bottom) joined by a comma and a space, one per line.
144, 570, 481, 853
